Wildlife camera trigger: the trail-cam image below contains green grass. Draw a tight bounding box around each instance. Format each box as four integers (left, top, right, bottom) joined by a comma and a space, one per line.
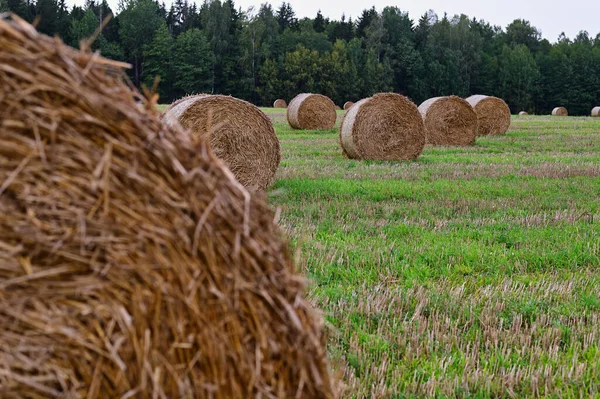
157, 103, 600, 396
265, 111, 600, 398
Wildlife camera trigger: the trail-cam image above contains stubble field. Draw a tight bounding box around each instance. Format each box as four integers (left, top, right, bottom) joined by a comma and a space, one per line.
163, 105, 600, 398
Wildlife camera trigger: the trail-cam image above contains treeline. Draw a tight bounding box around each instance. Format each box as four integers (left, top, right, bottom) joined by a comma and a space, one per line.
4, 0, 600, 115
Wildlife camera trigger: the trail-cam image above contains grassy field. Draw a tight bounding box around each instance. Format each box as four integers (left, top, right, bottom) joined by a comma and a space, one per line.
267, 112, 600, 398
161, 102, 600, 397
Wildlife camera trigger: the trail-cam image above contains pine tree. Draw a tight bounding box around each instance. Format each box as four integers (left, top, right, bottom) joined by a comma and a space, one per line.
313, 10, 326, 33
143, 23, 174, 101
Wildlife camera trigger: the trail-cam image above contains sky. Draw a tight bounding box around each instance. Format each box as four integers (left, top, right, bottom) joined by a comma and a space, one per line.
94, 0, 600, 43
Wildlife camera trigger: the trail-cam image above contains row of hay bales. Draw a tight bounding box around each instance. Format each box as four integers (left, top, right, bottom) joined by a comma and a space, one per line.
0, 15, 338, 398
283, 92, 511, 161
520, 107, 600, 116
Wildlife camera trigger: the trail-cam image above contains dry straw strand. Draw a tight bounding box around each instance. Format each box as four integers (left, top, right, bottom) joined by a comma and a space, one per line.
552, 107, 568, 116
287, 93, 337, 130
0, 14, 337, 399
273, 99, 287, 108
339, 93, 425, 161
163, 94, 281, 192
418, 96, 478, 146
466, 95, 511, 136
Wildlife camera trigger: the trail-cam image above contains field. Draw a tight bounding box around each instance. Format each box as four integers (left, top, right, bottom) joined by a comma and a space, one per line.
266, 111, 600, 398
161, 105, 600, 397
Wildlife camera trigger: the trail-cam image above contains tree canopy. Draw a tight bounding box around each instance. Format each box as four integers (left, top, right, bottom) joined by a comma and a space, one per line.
6, 0, 600, 114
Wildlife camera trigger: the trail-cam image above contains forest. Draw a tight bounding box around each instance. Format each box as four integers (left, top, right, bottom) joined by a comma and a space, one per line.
3, 0, 600, 115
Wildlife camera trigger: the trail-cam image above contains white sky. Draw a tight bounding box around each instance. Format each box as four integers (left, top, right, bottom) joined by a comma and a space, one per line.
95, 0, 600, 43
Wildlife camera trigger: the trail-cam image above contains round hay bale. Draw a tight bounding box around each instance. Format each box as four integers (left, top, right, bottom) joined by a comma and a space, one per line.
287, 93, 337, 130
519, 111, 528, 116
592, 107, 600, 117
273, 98, 287, 108
418, 96, 478, 146
552, 107, 568, 116
343, 101, 354, 110
0, 16, 337, 399
466, 95, 511, 136
164, 94, 280, 192
335, 105, 342, 110
339, 93, 425, 160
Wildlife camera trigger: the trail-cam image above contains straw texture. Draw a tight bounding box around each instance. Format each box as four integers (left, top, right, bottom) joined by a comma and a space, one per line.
0, 15, 336, 399
592, 107, 600, 117
163, 95, 280, 192
339, 93, 425, 161
273, 99, 287, 108
418, 96, 478, 146
466, 95, 511, 136
552, 107, 568, 116
287, 93, 337, 130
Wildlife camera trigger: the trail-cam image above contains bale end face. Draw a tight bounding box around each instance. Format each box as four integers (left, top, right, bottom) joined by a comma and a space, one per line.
287, 93, 337, 130
340, 93, 425, 161
466, 95, 511, 136
552, 107, 568, 116
592, 107, 600, 117
273, 99, 287, 108
165, 95, 281, 192
418, 96, 478, 146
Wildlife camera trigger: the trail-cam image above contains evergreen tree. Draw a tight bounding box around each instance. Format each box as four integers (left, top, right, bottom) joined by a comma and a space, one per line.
172, 28, 212, 96
275, 2, 296, 32
498, 44, 539, 112
118, 0, 164, 86
142, 23, 174, 100
70, 8, 98, 48
35, 0, 59, 35
313, 10, 326, 33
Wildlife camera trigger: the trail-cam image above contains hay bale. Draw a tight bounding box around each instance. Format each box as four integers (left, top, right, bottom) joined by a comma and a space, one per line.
418, 96, 478, 146
592, 107, 600, 117
519, 111, 528, 116
339, 93, 425, 160
287, 93, 337, 130
552, 107, 568, 116
273, 98, 287, 108
0, 15, 337, 399
335, 105, 342, 110
343, 101, 354, 110
466, 95, 511, 136
164, 95, 280, 192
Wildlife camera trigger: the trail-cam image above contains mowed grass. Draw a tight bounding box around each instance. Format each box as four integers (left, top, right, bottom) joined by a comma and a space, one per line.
157, 101, 600, 396
266, 112, 600, 398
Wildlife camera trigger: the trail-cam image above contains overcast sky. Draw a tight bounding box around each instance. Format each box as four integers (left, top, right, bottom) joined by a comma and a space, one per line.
94, 0, 599, 43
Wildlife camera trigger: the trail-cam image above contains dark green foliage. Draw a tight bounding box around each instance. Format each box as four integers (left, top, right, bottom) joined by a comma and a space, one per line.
19, 0, 600, 114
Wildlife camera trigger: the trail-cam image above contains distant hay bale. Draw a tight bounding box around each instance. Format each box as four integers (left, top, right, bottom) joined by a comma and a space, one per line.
273, 98, 287, 108
552, 107, 568, 116
418, 96, 478, 146
0, 15, 337, 399
287, 93, 337, 130
335, 105, 342, 110
592, 107, 600, 117
343, 101, 354, 110
339, 93, 425, 160
164, 94, 280, 192
466, 95, 511, 136
519, 111, 528, 116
